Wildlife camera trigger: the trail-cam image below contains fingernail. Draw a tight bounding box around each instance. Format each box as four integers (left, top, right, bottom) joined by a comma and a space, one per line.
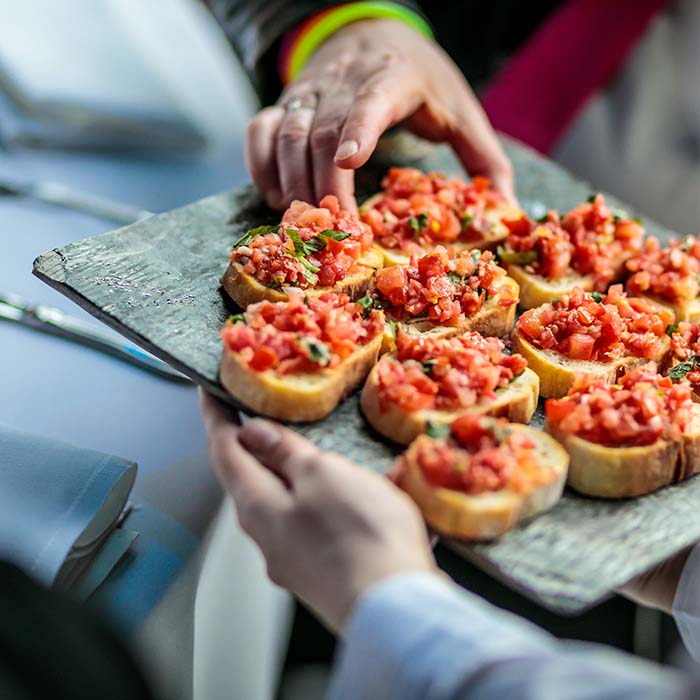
240, 419, 281, 453
335, 140, 359, 161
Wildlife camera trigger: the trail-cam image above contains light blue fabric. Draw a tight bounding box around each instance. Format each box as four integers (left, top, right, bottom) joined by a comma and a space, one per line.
329, 572, 696, 700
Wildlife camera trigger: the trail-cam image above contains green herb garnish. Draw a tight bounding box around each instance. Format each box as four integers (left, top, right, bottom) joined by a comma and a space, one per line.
408, 212, 429, 236
471, 250, 482, 266
233, 224, 280, 248
448, 271, 464, 285
590, 292, 604, 303
228, 313, 245, 324
536, 213, 549, 223
669, 356, 700, 381
422, 359, 437, 375
425, 421, 451, 439
357, 295, 380, 317
497, 246, 538, 265
302, 229, 352, 255
299, 337, 331, 367
460, 213, 474, 232
666, 323, 679, 337
587, 194, 599, 204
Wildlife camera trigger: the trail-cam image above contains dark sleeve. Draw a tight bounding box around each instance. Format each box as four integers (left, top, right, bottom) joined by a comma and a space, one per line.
207, 0, 423, 105
0, 562, 155, 700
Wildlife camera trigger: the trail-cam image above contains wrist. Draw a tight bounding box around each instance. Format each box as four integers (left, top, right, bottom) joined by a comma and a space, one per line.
279, 2, 433, 85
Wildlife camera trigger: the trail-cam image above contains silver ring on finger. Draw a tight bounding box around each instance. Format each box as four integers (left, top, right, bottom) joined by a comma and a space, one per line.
284, 94, 317, 113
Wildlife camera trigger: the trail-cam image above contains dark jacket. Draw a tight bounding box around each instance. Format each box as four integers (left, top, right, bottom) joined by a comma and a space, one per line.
209, 0, 564, 105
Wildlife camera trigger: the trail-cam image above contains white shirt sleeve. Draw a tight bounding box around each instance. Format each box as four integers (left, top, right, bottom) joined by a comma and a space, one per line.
673, 543, 700, 662
328, 571, 694, 700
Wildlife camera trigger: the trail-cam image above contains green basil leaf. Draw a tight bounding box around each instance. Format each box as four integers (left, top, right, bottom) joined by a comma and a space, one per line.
536, 213, 549, 223
460, 213, 474, 232
587, 193, 599, 204
497, 247, 538, 265
425, 421, 451, 439
318, 229, 351, 241
447, 271, 464, 285
233, 224, 280, 248
409, 212, 429, 236
591, 292, 604, 303
666, 323, 679, 337
422, 359, 437, 375
669, 356, 700, 380
471, 250, 482, 266
285, 228, 307, 257
299, 337, 331, 367
228, 313, 245, 324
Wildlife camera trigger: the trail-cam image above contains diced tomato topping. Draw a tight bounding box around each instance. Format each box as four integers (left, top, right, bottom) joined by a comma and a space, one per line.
546, 364, 694, 447
376, 331, 527, 412
221, 292, 384, 374
360, 167, 518, 253
516, 286, 673, 362
230, 195, 373, 290
375, 246, 516, 325
500, 196, 643, 290
626, 236, 700, 303
411, 415, 549, 495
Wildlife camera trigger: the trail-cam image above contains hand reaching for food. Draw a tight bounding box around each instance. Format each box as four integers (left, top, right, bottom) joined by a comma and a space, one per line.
245, 18, 515, 212
199, 389, 436, 633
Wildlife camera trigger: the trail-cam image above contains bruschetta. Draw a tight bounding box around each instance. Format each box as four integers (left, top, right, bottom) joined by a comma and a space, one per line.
219, 291, 384, 422
625, 236, 700, 322
498, 195, 644, 309
360, 167, 522, 267
222, 195, 382, 308
545, 364, 700, 498
395, 414, 569, 539
372, 245, 519, 353
361, 330, 539, 445
666, 321, 700, 397
511, 285, 674, 398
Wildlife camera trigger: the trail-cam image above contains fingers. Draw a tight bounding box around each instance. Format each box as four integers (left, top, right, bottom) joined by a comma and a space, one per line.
448, 93, 517, 205
334, 76, 422, 171
310, 90, 357, 212
199, 392, 291, 531
238, 418, 325, 486
276, 93, 317, 204
245, 106, 285, 209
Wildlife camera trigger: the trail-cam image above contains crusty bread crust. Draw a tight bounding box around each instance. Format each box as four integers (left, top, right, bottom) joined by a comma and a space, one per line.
381, 276, 519, 354
219, 334, 382, 422
546, 408, 700, 498
360, 192, 516, 267
397, 427, 568, 539
511, 330, 671, 399
361, 366, 539, 445
633, 293, 700, 324
505, 264, 594, 310
221, 248, 383, 308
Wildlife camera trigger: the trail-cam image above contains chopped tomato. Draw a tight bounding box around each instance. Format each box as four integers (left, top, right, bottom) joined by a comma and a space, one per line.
230, 195, 373, 290
375, 246, 516, 325
221, 292, 384, 374
626, 236, 700, 302
376, 331, 527, 412
500, 195, 643, 289
546, 364, 694, 447
516, 286, 671, 362
361, 167, 516, 254
411, 414, 548, 495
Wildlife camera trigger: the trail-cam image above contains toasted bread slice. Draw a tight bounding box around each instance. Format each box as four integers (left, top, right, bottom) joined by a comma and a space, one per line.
361, 366, 539, 445
221, 247, 383, 308
397, 427, 568, 539
381, 276, 519, 354
361, 193, 515, 267
220, 334, 382, 422
546, 407, 700, 498
504, 264, 594, 310
511, 330, 671, 399
633, 293, 700, 324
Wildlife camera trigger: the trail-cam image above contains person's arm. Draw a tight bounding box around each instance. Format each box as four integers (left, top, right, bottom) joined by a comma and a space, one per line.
208, 1, 423, 104
200, 392, 700, 700
330, 571, 694, 700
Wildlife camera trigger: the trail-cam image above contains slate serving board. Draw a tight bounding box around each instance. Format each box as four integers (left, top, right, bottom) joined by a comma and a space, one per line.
33, 133, 700, 614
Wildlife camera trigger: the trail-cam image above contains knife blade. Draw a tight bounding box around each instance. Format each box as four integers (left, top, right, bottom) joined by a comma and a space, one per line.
0, 174, 154, 225
0, 292, 191, 383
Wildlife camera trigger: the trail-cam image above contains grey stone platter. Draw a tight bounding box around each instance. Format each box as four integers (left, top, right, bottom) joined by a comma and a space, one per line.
33, 134, 700, 615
